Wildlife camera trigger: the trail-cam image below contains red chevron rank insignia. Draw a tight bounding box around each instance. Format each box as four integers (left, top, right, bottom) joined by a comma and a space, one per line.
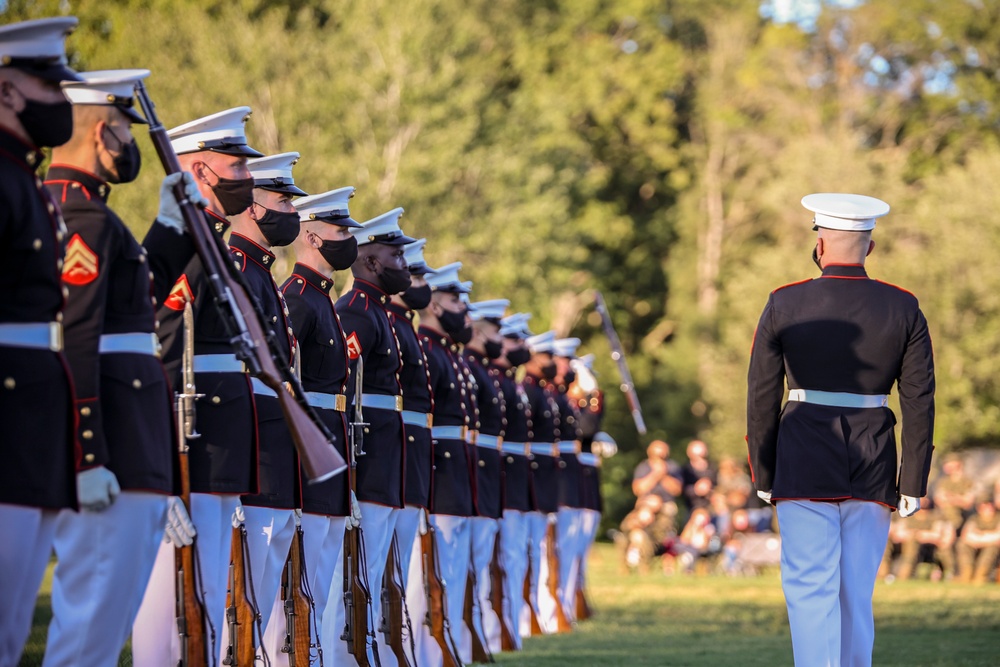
62, 234, 99, 285
164, 274, 194, 311
346, 332, 362, 360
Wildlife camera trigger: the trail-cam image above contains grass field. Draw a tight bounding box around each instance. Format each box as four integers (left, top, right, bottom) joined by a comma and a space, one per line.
20, 543, 1000, 666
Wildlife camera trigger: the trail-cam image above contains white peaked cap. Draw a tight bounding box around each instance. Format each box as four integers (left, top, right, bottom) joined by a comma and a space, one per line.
168, 106, 263, 157
352, 207, 415, 246
426, 262, 470, 293
294, 186, 360, 227
553, 337, 581, 358
469, 299, 510, 322
460, 280, 473, 294
500, 312, 533, 338
248, 151, 306, 196
526, 330, 556, 354
801, 193, 890, 232
0, 17, 80, 82
62, 69, 149, 123
403, 238, 435, 273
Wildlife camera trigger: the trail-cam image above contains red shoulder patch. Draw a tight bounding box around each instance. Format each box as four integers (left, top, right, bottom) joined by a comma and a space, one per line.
346, 332, 362, 360
164, 274, 194, 311
62, 233, 99, 286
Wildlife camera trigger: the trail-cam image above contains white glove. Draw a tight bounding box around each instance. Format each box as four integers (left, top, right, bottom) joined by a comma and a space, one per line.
898, 494, 920, 518
164, 496, 196, 546
757, 490, 773, 505
294, 508, 302, 527
346, 491, 362, 531
231, 503, 246, 528
77, 466, 121, 512
418, 509, 429, 536
156, 171, 207, 234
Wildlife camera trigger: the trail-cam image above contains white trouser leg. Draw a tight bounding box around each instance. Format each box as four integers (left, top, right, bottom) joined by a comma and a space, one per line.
0, 505, 57, 667
44, 492, 167, 667
556, 508, 581, 623
576, 509, 600, 610
430, 514, 472, 664
379, 505, 421, 667
322, 503, 397, 667
500, 510, 528, 650
520, 511, 547, 637
406, 520, 444, 667
469, 516, 501, 654
839, 500, 890, 667
536, 513, 560, 634
778, 500, 843, 667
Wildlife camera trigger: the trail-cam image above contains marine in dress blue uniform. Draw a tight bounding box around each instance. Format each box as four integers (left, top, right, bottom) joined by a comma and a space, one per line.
0, 18, 81, 665
746, 193, 935, 667
332, 206, 414, 665
133, 106, 265, 666
44, 68, 200, 667
417, 262, 479, 664
264, 186, 361, 663
465, 299, 509, 654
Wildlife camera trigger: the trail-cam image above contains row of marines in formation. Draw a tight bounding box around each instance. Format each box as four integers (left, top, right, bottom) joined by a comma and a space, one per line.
0, 17, 615, 667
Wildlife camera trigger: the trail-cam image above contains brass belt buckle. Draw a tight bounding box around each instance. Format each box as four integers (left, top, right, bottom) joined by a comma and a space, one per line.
49, 322, 63, 352
335, 394, 347, 412
426, 414, 434, 429
394, 395, 403, 412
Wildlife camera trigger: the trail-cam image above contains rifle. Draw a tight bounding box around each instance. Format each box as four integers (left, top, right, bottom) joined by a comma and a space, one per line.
419, 515, 463, 667
488, 534, 517, 651
574, 568, 593, 621
280, 527, 317, 666
545, 522, 572, 633
381, 537, 414, 667
222, 523, 263, 667
463, 568, 493, 663
342, 355, 377, 666
593, 290, 647, 435
176, 303, 212, 667
522, 567, 542, 637
134, 81, 346, 483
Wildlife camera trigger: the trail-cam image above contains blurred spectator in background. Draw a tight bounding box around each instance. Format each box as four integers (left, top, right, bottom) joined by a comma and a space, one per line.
615, 494, 677, 575
674, 507, 720, 574
632, 440, 683, 511
933, 455, 976, 532
956, 496, 1000, 583
682, 440, 717, 513
716, 456, 752, 512
894, 498, 955, 581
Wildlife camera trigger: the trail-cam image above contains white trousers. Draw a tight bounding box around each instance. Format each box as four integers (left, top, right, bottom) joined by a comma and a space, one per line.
262, 513, 347, 667
534, 512, 563, 635
376, 505, 422, 667
0, 505, 57, 667
520, 511, 548, 637
429, 514, 471, 664
499, 510, 529, 650
577, 509, 601, 609
555, 507, 583, 624
43, 492, 167, 667
469, 516, 501, 655
777, 499, 890, 667
322, 502, 397, 667
132, 492, 240, 666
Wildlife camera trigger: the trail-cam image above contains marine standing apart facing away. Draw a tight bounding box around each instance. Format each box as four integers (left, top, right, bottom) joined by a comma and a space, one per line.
746, 193, 935, 667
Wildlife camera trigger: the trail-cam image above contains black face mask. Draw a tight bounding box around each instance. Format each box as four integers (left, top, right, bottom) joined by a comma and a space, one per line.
102, 125, 141, 184
401, 283, 432, 311
505, 347, 531, 367
16, 91, 73, 148
542, 362, 558, 381
378, 265, 412, 295
438, 307, 468, 338
206, 165, 254, 216
253, 205, 300, 247
319, 236, 358, 271
484, 339, 504, 360
563, 369, 577, 385
812, 246, 822, 270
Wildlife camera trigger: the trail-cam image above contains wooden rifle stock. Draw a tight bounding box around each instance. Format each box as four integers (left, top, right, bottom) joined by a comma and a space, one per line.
343, 527, 375, 666
223, 525, 258, 667
463, 568, 493, 663
574, 568, 593, 621
488, 535, 518, 651
133, 81, 346, 483
280, 527, 314, 665
420, 523, 463, 667
382, 537, 413, 667
522, 559, 542, 636
545, 522, 573, 633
